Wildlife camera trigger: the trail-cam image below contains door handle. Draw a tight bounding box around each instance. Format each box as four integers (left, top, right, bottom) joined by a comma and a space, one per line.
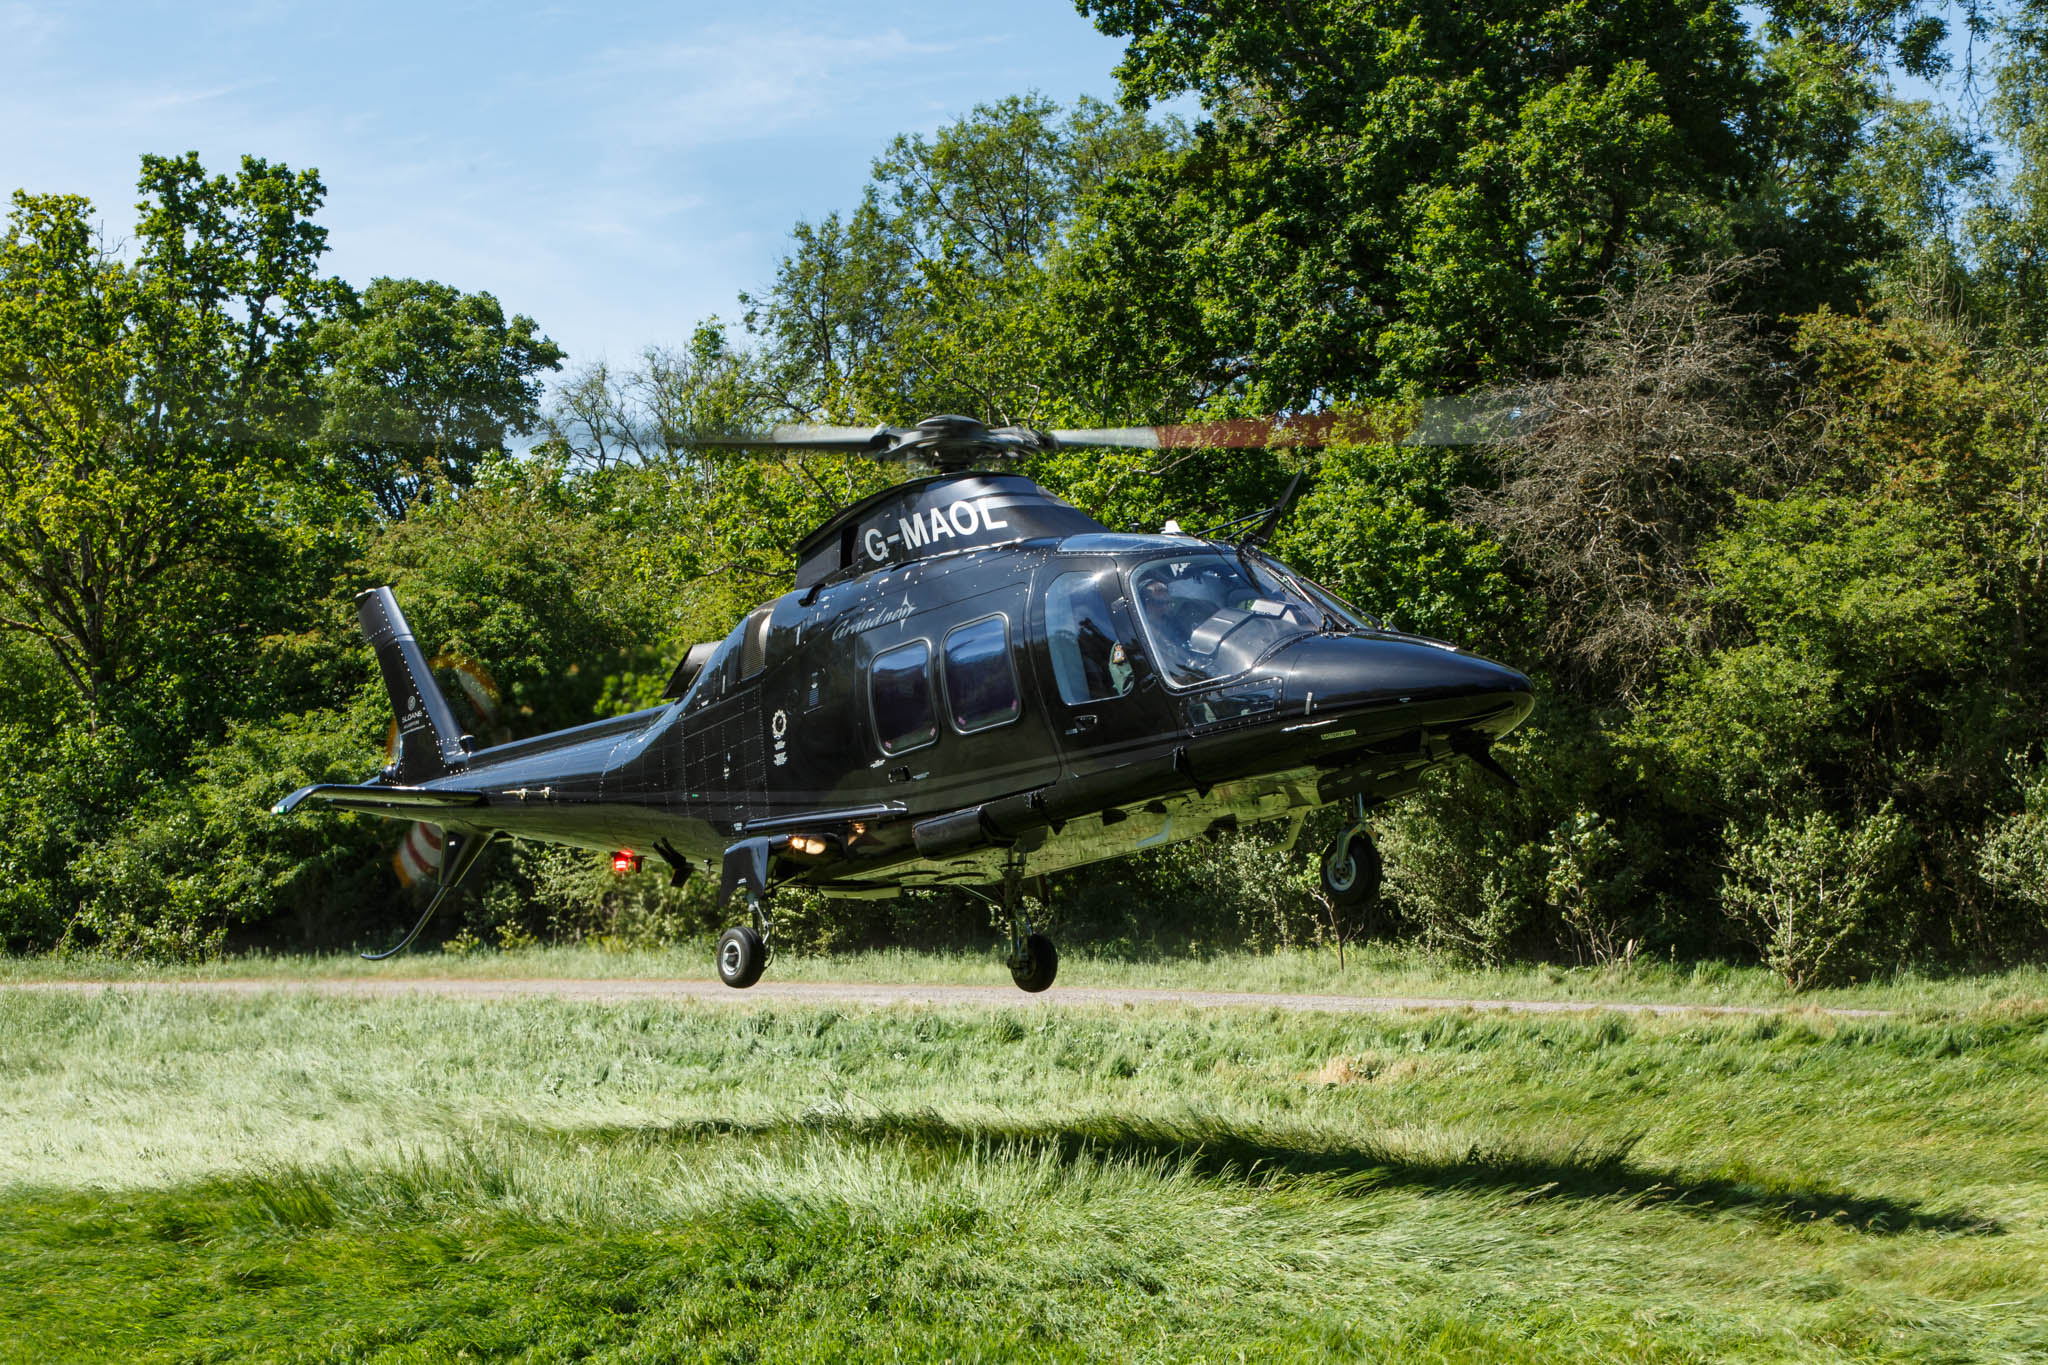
1065, 714, 1098, 735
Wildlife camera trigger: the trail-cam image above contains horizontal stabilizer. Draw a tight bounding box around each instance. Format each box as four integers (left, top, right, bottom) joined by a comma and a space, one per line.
272, 783, 487, 818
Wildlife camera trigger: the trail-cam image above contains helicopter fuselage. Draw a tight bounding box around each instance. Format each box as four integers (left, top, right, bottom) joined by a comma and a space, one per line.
321, 530, 1531, 899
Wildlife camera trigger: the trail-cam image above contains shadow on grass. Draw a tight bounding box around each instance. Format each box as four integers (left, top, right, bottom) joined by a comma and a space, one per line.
559, 1110, 1996, 1237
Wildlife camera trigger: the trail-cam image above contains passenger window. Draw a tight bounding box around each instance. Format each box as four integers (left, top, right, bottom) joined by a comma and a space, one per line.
870, 640, 936, 754
944, 615, 1020, 733
1045, 570, 1134, 705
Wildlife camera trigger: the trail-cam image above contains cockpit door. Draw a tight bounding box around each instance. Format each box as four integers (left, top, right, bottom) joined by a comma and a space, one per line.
1029, 560, 1181, 778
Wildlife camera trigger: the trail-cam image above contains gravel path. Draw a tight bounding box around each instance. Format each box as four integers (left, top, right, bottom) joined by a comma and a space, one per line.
5, 977, 1892, 1017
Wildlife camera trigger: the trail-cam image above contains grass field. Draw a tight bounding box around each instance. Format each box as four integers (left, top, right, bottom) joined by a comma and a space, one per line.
1, 972, 2044, 1361
7, 940, 2048, 1013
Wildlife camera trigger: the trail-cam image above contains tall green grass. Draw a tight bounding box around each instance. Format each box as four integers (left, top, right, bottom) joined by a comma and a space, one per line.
7, 939, 2046, 1012
1, 991, 2043, 1360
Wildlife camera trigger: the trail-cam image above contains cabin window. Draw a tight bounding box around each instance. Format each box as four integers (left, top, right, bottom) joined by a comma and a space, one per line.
870, 640, 936, 754
1045, 570, 1134, 705
943, 615, 1020, 733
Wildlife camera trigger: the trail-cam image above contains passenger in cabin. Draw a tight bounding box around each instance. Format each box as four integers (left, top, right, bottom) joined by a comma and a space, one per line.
1073, 616, 1125, 698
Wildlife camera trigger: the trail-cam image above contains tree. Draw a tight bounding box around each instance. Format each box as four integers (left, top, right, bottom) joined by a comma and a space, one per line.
745, 94, 1181, 423
1969, 0, 2048, 344
1459, 252, 1785, 702
314, 276, 562, 517
1069, 0, 1904, 404
544, 321, 786, 471
742, 194, 913, 419
0, 155, 343, 711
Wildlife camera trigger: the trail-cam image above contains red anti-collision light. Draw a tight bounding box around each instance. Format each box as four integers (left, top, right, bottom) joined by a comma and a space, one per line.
612, 849, 641, 874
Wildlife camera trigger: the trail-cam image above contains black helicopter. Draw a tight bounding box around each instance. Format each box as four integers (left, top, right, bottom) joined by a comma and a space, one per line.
276, 415, 1534, 990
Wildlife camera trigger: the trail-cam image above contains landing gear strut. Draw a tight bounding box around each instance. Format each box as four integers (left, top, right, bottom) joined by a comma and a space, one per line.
1000, 850, 1057, 993
717, 892, 772, 989
1320, 796, 1383, 911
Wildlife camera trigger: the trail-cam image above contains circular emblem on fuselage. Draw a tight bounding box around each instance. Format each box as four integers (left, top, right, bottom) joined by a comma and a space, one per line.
771, 708, 788, 738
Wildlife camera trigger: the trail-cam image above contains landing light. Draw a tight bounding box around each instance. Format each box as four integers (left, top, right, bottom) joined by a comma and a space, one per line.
788, 834, 829, 856
612, 849, 641, 874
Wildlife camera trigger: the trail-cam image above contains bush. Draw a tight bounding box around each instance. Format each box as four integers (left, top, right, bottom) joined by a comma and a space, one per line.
1052, 820, 1332, 955
1543, 809, 1641, 966
1720, 806, 1915, 989
71, 706, 389, 960
1976, 764, 2048, 950
1375, 704, 1707, 965
1378, 783, 1539, 964
462, 842, 709, 951
0, 722, 158, 952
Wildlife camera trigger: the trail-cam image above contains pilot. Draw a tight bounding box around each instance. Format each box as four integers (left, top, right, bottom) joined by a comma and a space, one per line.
1140, 575, 1181, 636
1138, 572, 1203, 680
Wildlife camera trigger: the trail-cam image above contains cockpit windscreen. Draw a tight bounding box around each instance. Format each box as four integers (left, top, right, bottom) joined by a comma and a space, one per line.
1129, 554, 1320, 687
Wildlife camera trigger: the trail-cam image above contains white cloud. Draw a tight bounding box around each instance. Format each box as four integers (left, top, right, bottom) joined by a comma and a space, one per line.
575, 22, 987, 149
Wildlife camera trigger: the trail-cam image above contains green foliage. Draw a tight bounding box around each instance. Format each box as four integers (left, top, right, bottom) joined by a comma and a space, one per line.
1631, 642, 1846, 814
0, 161, 336, 713
1543, 810, 1642, 967
13, 13, 2048, 984
72, 707, 389, 960
1052, 824, 1334, 954
314, 276, 562, 518
1976, 760, 2048, 933
464, 842, 708, 952
745, 92, 1184, 424
1070, 0, 1859, 402
1720, 806, 1916, 988
360, 455, 658, 732
0, 723, 155, 953
1967, 0, 2048, 343
1378, 698, 1720, 966
1276, 440, 1526, 649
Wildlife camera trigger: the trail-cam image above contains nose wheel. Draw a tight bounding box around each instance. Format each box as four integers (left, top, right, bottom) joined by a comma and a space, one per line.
716, 894, 772, 989
1320, 803, 1383, 911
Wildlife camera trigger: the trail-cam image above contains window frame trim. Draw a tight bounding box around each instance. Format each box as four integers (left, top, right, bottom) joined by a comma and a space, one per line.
940, 611, 1023, 736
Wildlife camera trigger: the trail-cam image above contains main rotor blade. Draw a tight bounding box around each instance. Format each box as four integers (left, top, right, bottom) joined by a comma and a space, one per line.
1048, 414, 1399, 450
1049, 401, 1550, 451
692, 425, 909, 453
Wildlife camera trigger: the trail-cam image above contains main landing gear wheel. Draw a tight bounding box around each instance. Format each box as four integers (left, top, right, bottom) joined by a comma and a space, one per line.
717, 925, 766, 989
998, 849, 1057, 993
1321, 827, 1383, 910
1009, 932, 1059, 993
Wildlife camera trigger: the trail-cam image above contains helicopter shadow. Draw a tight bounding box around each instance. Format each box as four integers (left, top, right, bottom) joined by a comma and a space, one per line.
550, 1110, 1995, 1237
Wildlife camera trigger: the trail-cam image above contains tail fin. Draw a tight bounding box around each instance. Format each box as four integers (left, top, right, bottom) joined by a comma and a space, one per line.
357, 587, 473, 783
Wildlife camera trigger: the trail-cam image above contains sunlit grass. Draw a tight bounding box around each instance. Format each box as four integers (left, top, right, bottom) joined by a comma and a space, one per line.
6, 938, 2046, 1013
1, 989, 2044, 1359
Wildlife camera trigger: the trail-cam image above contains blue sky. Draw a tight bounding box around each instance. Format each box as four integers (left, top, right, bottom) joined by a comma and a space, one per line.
1, 1, 1156, 372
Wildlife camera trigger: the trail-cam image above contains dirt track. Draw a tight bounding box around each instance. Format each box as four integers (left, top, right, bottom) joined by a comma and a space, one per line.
5, 977, 1892, 1016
